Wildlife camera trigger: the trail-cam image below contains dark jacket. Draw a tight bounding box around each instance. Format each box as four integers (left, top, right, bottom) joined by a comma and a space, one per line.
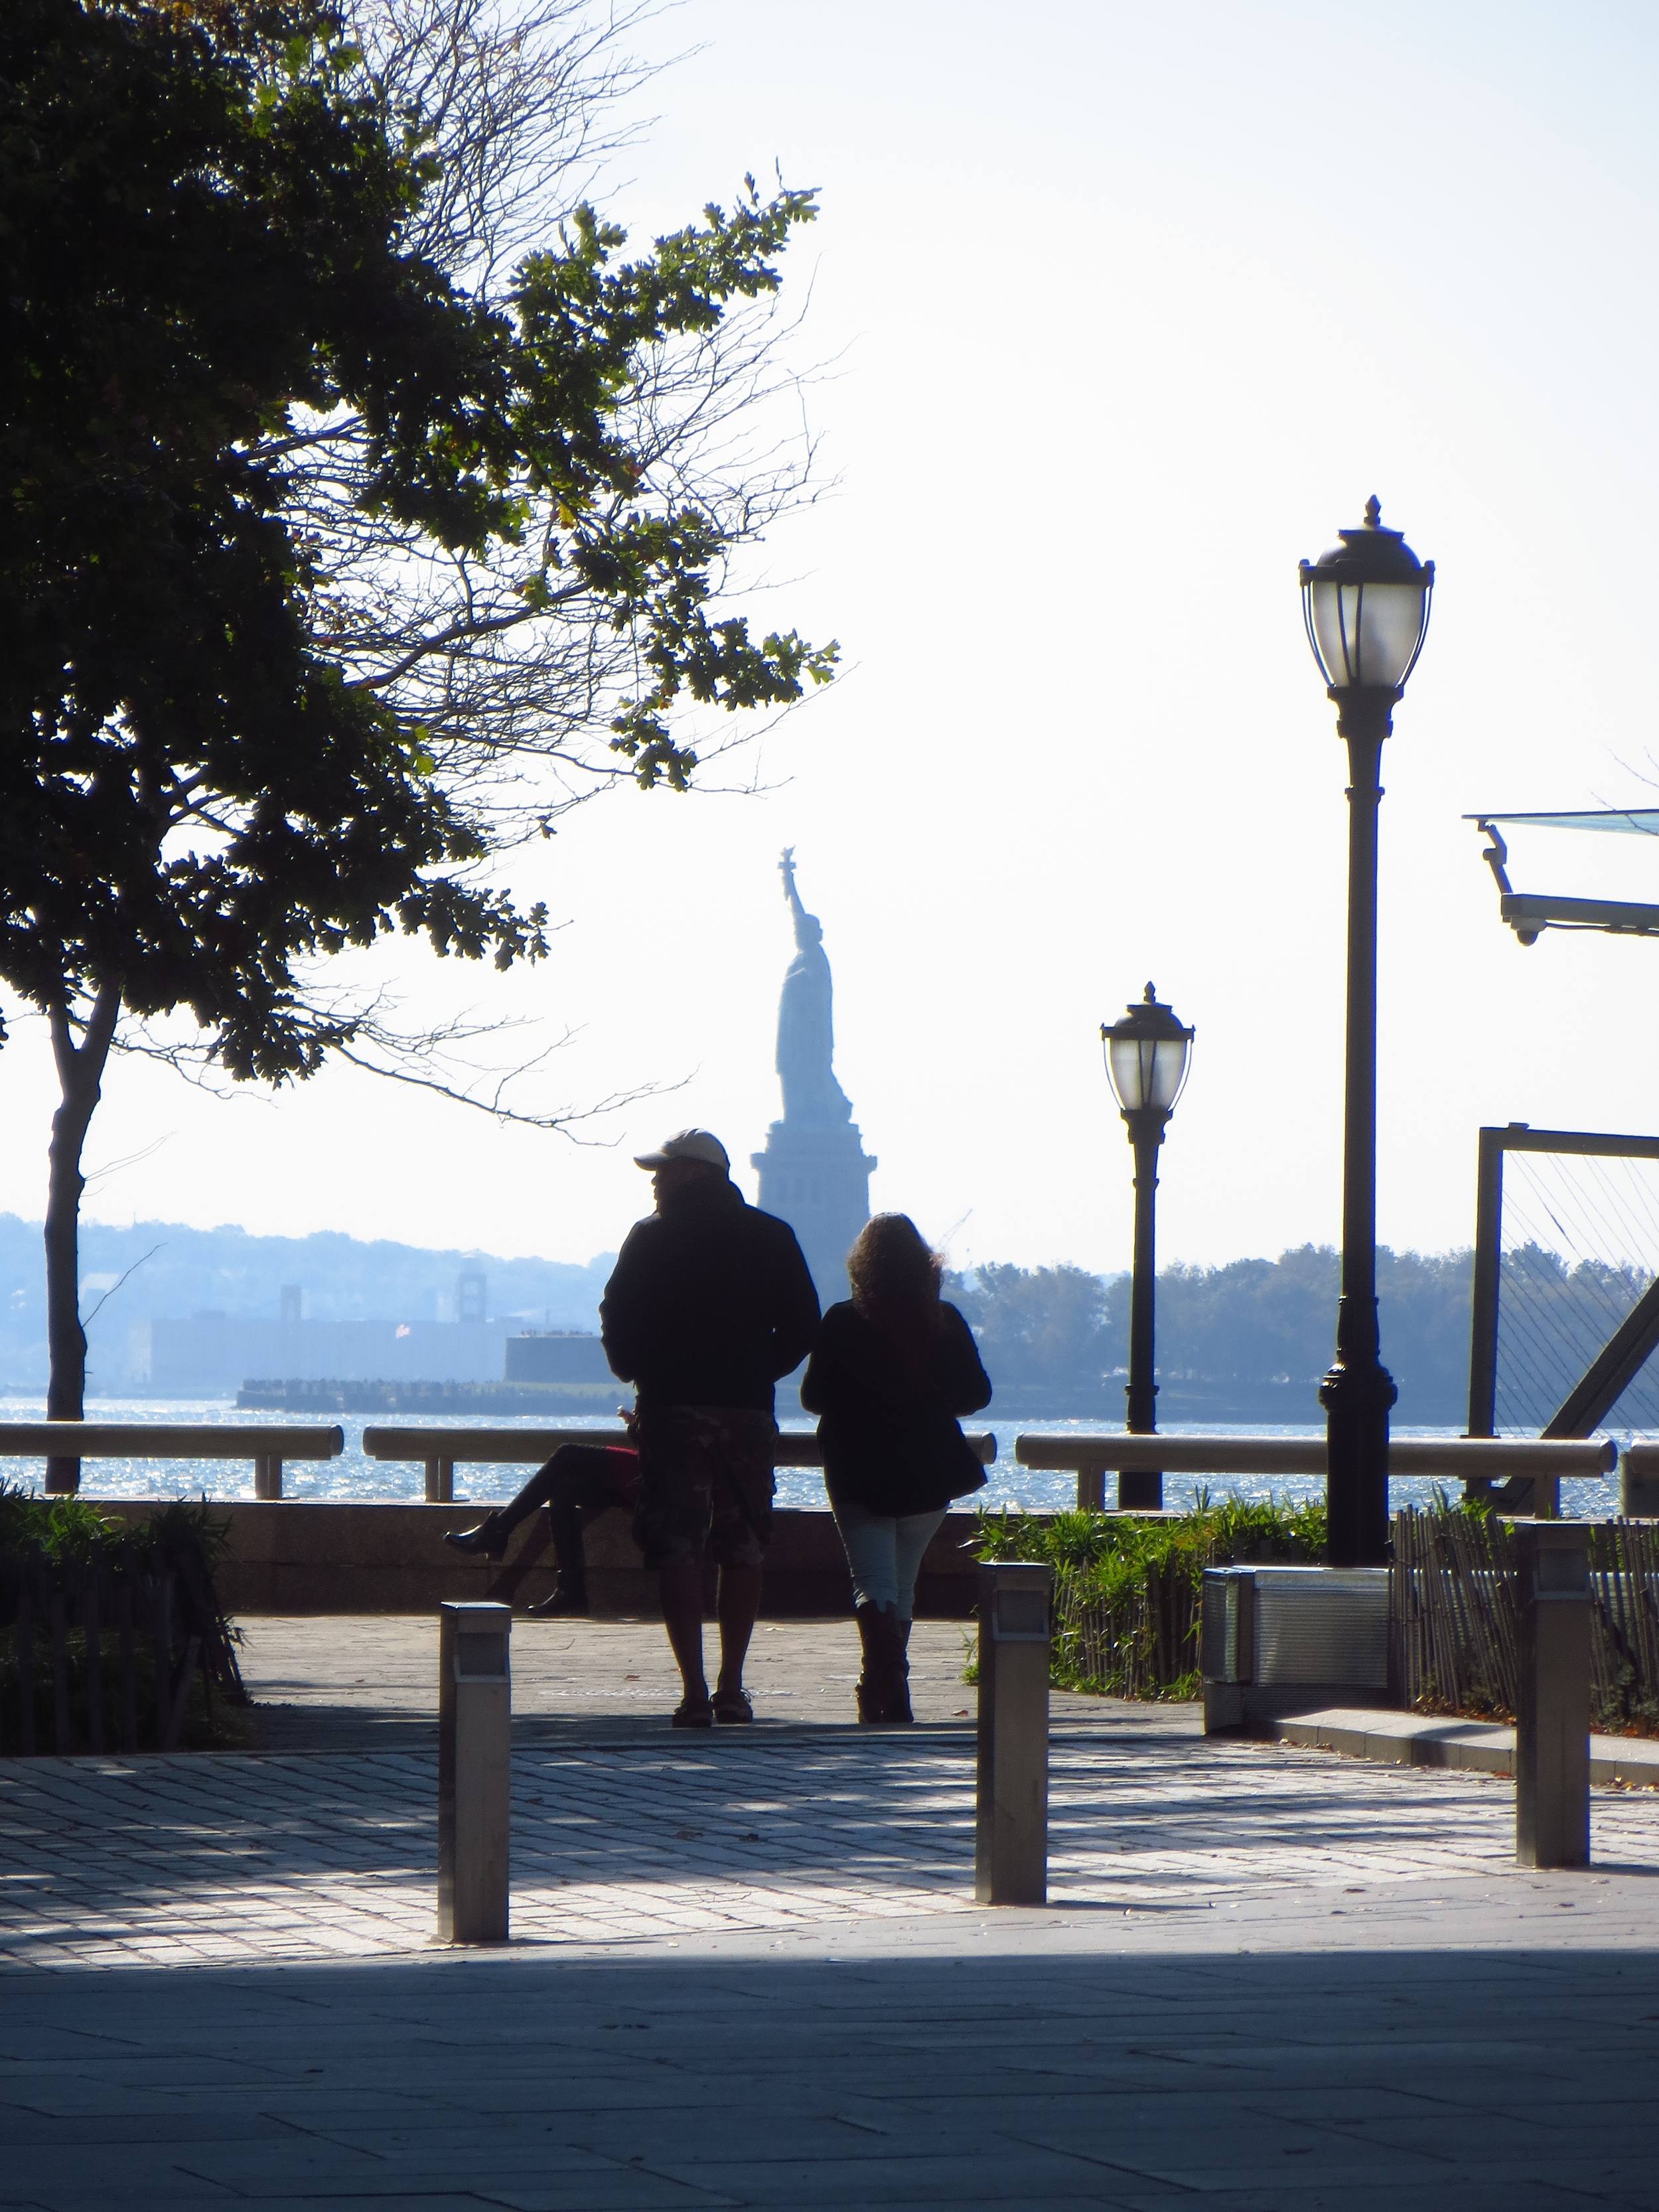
600, 1176, 820, 1414
800, 1299, 992, 1516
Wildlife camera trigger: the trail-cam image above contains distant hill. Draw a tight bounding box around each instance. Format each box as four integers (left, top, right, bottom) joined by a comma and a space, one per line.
0, 1214, 616, 1390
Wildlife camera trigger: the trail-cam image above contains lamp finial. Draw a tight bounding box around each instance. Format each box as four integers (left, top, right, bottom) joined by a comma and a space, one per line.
1143, 982, 1157, 1003
1363, 494, 1382, 529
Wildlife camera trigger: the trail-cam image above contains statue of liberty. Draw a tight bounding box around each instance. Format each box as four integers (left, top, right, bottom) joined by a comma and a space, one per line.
776, 849, 853, 1127
753, 851, 875, 1308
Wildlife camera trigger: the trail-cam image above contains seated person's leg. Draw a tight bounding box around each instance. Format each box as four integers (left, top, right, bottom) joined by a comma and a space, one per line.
528, 1451, 628, 1615
446, 1443, 622, 1559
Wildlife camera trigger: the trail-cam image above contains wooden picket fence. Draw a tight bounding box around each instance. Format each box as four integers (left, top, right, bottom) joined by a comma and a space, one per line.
1051, 1557, 1206, 1700
1, 1523, 246, 1757
1391, 1510, 1659, 1730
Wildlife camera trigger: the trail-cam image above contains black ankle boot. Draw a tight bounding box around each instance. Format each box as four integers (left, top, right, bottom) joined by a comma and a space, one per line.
443, 1512, 510, 1558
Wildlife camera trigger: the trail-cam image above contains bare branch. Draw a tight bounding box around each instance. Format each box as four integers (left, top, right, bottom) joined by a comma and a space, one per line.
112, 988, 686, 1139
332, 1037, 686, 1139
80, 1242, 167, 1331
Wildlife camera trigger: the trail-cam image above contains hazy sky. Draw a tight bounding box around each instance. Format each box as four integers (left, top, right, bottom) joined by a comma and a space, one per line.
8, 0, 1659, 1286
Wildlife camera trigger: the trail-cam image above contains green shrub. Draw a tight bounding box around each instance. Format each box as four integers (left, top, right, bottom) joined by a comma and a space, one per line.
969, 1495, 1328, 1699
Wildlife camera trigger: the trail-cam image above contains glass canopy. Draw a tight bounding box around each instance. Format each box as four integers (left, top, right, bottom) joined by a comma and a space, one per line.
1465, 810, 1659, 837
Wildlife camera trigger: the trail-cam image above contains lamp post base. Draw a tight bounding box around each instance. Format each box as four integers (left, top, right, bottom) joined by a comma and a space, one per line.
1319, 1352, 1396, 1568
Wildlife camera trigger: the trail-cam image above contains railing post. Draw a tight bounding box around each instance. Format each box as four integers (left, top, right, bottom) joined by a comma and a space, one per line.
253, 1456, 283, 1500
425, 1457, 455, 1503
975, 1563, 1051, 1905
1514, 1522, 1591, 1870
438, 1601, 512, 1943
1076, 1464, 1105, 1512
1619, 1448, 1659, 1516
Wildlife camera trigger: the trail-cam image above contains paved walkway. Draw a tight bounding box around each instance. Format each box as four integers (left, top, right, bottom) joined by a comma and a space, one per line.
5, 1725, 1659, 1970
2, 1620, 1658, 2208
239, 1616, 987, 1749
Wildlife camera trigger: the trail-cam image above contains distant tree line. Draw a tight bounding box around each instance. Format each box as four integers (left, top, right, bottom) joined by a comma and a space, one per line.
946, 1244, 1655, 1426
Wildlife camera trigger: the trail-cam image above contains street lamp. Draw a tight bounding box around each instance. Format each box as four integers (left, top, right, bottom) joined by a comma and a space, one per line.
1102, 984, 1194, 1511
1299, 495, 1434, 1566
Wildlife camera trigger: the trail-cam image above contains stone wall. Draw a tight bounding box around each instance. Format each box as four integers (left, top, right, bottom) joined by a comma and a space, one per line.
92, 1501, 991, 1619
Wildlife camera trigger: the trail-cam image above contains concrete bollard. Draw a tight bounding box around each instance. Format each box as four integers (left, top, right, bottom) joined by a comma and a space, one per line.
438, 1600, 512, 1941
1514, 1522, 1591, 1871
975, 1563, 1052, 1905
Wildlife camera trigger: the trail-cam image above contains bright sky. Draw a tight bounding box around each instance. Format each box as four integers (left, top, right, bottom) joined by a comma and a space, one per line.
8, 0, 1659, 1284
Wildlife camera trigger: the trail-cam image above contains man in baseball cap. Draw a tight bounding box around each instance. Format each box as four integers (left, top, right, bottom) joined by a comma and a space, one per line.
630, 1128, 731, 1172
601, 1128, 819, 1726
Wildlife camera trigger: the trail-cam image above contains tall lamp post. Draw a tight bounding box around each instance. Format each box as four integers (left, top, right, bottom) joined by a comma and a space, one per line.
1299, 496, 1434, 1566
1102, 985, 1194, 1511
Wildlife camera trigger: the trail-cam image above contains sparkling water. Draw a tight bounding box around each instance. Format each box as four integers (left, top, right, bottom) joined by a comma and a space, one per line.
0, 1395, 1623, 1519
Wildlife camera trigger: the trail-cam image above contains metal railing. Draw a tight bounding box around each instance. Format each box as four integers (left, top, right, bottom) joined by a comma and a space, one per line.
362, 1425, 998, 1502
0, 1419, 1617, 1516
1013, 1432, 1618, 1514
0, 1423, 344, 1500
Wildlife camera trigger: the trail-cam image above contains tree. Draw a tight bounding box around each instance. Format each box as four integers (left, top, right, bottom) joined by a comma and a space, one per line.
0, 0, 833, 1479
948, 1264, 1116, 1393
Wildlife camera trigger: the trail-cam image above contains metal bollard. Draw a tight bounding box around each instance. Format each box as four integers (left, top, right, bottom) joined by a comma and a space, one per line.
975, 1563, 1052, 1905
1514, 1522, 1590, 1871
438, 1601, 512, 1941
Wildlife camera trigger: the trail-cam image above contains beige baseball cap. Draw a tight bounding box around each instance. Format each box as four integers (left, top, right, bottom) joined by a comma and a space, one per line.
632, 1128, 731, 1172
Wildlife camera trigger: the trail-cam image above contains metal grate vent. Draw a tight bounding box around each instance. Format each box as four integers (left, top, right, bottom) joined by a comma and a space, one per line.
1253, 1568, 1388, 1686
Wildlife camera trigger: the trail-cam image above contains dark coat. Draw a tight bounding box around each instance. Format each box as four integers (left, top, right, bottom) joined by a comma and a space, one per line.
800, 1299, 992, 1516
600, 1175, 820, 1414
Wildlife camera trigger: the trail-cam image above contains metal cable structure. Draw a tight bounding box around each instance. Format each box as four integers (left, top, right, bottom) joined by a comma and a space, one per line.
1495, 1149, 1659, 1434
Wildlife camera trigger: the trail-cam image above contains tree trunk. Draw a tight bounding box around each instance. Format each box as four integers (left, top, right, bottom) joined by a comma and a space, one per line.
44, 981, 123, 1493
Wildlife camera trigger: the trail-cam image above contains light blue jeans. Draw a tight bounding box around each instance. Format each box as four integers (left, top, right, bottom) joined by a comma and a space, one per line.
830, 1497, 948, 1620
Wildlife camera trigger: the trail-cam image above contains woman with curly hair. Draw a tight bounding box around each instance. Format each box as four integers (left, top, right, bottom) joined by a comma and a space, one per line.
801, 1214, 991, 1722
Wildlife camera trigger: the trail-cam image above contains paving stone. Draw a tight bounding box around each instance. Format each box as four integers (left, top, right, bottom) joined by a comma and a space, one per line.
1, 1622, 1658, 2207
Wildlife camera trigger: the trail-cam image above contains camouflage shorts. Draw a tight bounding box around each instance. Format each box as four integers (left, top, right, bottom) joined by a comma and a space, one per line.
630, 1406, 778, 1571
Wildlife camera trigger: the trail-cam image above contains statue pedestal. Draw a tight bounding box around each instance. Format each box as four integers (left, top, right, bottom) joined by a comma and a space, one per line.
751, 1119, 877, 1311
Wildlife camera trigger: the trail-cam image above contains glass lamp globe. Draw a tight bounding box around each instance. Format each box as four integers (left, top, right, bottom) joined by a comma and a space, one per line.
1300, 495, 1434, 695
1102, 985, 1194, 1118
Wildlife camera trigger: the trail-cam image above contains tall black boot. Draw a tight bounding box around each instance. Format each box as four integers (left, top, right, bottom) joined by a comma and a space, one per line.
527, 1570, 588, 1617
854, 1603, 885, 1723
881, 1604, 913, 1723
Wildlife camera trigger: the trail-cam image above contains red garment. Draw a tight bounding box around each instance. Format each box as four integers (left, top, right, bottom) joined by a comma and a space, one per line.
604, 1446, 643, 1511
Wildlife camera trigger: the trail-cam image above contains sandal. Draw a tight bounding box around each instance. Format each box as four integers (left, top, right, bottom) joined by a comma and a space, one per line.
671, 1696, 714, 1729
711, 1688, 754, 1725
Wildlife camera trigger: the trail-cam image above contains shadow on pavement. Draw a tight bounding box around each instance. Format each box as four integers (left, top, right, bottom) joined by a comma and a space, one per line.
3, 1944, 1659, 2209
